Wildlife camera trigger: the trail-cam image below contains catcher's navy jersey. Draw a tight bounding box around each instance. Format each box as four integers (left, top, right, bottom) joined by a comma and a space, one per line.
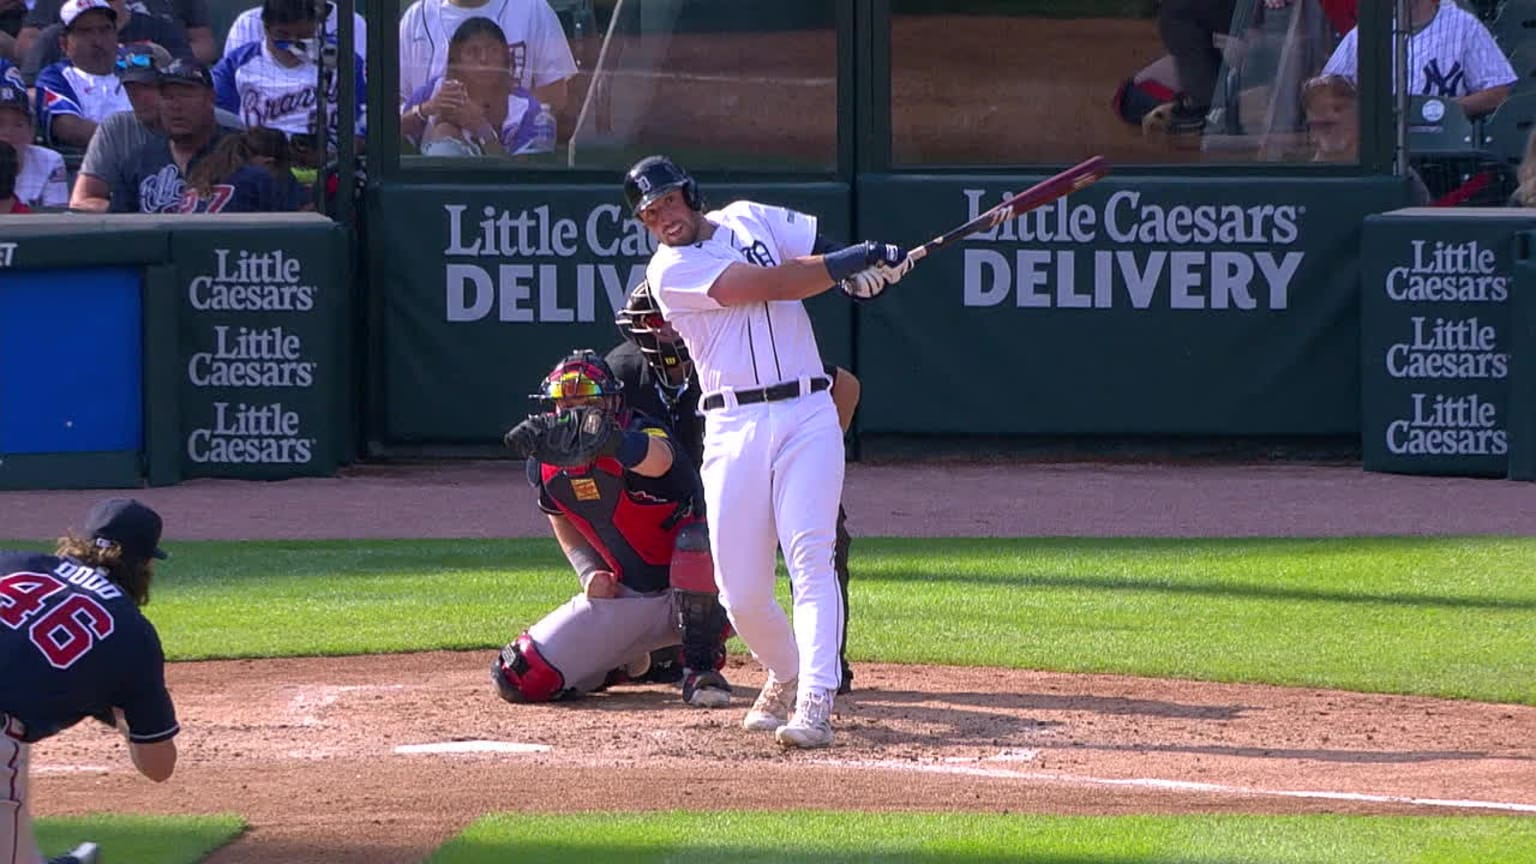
0, 551, 178, 744
527, 413, 701, 593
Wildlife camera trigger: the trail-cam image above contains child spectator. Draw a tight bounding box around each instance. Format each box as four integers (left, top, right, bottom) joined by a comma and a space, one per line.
398, 0, 575, 115
224, 0, 365, 59
213, 0, 366, 148
0, 83, 67, 207
33, 0, 133, 147
182, 125, 305, 212
402, 17, 544, 157
0, 138, 30, 212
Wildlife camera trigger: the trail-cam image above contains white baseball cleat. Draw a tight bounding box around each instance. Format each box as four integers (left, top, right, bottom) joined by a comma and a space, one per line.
48, 842, 99, 864
775, 687, 835, 749
742, 673, 796, 731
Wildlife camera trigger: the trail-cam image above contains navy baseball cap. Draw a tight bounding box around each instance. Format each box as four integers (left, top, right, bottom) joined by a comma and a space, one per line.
0, 84, 28, 117
116, 43, 172, 84
83, 498, 168, 562
158, 59, 213, 90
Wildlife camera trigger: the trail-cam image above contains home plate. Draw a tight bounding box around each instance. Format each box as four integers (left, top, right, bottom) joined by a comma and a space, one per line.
394, 740, 551, 755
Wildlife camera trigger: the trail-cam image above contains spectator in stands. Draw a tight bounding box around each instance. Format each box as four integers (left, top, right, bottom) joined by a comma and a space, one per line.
402, 17, 545, 157
214, 0, 365, 151
399, 0, 576, 118
1509, 128, 1536, 206
34, 0, 133, 148
18, 0, 212, 65
0, 0, 26, 64
112, 58, 245, 211
0, 83, 67, 208
70, 41, 242, 211
225, 0, 365, 58
0, 55, 23, 88
1301, 73, 1357, 163
1155, 0, 1237, 134
21, 0, 192, 85
1322, 0, 1515, 118
182, 125, 305, 211
1301, 74, 1432, 203
0, 139, 30, 212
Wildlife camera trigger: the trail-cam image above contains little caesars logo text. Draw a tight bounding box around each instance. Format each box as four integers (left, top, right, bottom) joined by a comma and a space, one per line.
442, 204, 653, 322
962, 190, 1304, 309
186, 249, 319, 465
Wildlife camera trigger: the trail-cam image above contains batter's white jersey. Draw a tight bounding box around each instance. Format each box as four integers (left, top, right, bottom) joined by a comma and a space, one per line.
1323, 2, 1515, 97
647, 201, 825, 396
398, 0, 577, 105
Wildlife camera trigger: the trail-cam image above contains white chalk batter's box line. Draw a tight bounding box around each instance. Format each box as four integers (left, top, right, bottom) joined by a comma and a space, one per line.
814, 757, 1536, 814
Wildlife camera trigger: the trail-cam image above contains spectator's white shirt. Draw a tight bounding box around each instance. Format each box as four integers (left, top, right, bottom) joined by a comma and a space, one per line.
224, 3, 367, 58
398, 0, 576, 105
35, 63, 132, 123
213, 41, 367, 138
13, 144, 67, 208
1323, 2, 1516, 97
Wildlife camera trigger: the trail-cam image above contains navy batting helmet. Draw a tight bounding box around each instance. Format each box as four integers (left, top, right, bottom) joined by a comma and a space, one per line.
623, 155, 701, 215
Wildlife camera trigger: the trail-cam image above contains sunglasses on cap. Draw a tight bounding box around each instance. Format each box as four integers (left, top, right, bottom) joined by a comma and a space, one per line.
116, 52, 154, 71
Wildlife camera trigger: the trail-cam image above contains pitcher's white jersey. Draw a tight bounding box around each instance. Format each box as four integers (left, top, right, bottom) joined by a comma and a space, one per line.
1323, 2, 1515, 98
647, 201, 825, 395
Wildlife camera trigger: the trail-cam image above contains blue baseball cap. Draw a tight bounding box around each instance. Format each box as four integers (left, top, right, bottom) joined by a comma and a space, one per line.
83, 498, 168, 562
0, 84, 28, 117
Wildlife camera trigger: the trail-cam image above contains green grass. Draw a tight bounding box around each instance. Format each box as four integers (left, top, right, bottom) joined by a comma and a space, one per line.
6, 536, 1534, 704
424, 811, 1536, 864
35, 813, 245, 864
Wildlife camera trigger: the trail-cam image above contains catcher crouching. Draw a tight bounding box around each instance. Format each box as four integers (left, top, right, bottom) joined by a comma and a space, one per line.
492, 349, 732, 707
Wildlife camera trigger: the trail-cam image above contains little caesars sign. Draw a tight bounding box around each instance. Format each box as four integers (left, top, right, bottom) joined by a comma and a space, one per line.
439, 203, 655, 322
960, 189, 1305, 310
183, 248, 323, 469
1380, 239, 1510, 459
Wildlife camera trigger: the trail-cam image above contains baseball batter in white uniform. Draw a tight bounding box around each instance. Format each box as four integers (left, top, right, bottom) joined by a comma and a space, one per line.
625, 155, 909, 748
1323, 0, 1515, 117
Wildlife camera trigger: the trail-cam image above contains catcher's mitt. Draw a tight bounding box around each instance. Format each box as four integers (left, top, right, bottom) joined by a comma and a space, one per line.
504, 406, 622, 467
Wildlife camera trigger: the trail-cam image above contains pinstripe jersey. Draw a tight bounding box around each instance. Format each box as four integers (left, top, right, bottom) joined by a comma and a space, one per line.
1322, 1, 1515, 97
646, 201, 827, 395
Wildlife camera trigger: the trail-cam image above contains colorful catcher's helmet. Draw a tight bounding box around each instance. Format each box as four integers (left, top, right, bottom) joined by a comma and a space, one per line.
614, 280, 690, 386
533, 349, 626, 416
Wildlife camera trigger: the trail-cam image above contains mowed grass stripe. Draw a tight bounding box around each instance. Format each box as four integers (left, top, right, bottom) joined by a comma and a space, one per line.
4, 536, 1532, 704
423, 811, 1536, 864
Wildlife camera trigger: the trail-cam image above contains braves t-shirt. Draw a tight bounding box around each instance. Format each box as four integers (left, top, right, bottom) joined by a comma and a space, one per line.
122, 127, 302, 213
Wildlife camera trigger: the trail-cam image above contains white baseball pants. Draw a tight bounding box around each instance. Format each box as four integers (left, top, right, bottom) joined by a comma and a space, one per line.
701, 388, 846, 696
1, 714, 42, 864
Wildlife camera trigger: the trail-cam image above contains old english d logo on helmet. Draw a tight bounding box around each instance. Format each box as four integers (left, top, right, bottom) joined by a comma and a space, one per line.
624, 155, 701, 214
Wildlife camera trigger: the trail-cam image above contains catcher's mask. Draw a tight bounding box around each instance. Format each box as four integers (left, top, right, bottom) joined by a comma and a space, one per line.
623, 155, 702, 215
533, 350, 627, 419
614, 280, 690, 387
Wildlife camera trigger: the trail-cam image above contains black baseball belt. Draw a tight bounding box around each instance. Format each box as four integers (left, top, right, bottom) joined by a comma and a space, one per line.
700, 376, 831, 411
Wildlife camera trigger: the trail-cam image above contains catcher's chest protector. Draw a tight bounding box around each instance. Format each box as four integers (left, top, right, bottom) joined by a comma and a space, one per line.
541, 461, 684, 592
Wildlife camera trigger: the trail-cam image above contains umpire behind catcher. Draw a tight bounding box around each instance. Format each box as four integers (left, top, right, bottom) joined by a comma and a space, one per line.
609, 279, 861, 694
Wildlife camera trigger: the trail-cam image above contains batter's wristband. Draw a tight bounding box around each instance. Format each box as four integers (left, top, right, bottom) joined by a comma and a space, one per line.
823, 242, 874, 282
567, 546, 605, 581
614, 430, 651, 468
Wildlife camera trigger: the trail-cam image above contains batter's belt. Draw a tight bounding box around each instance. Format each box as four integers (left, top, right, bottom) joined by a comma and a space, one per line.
700, 377, 830, 411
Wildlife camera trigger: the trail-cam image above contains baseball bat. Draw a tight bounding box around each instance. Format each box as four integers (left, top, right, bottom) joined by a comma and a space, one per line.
906, 156, 1111, 263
